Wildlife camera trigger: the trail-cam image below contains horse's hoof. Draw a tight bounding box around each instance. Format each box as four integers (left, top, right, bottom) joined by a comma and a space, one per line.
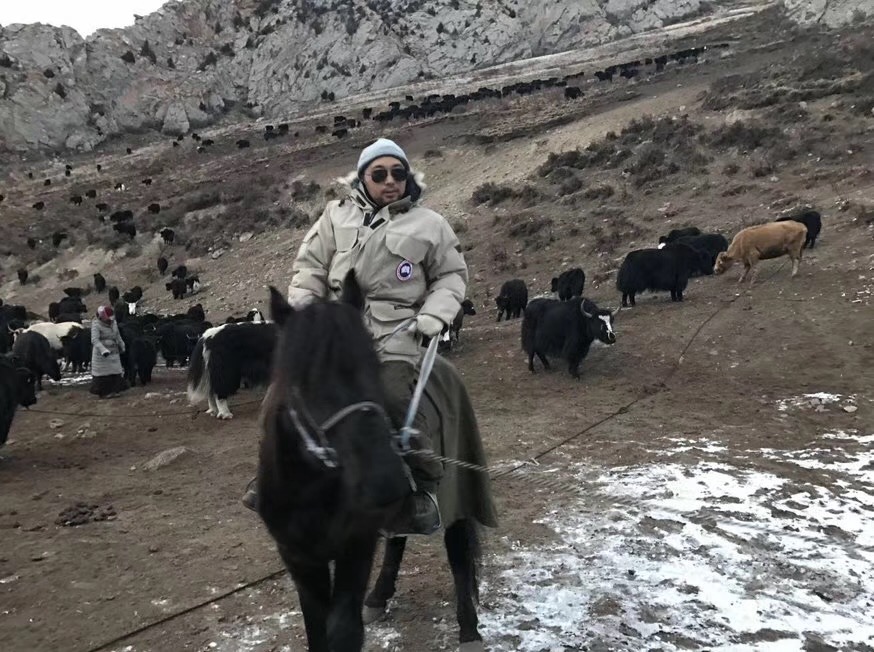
362, 606, 386, 625
458, 641, 485, 652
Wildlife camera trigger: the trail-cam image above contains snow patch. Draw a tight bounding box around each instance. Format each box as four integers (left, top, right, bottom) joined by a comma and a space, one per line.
776, 392, 849, 412
479, 432, 874, 651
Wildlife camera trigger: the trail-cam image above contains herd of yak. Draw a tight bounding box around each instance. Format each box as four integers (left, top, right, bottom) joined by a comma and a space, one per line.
0, 265, 265, 447
0, 200, 822, 446
494, 208, 821, 378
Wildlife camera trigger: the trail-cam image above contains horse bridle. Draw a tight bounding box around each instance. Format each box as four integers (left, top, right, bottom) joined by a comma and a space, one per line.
286, 386, 391, 469
284, 320, 441, 471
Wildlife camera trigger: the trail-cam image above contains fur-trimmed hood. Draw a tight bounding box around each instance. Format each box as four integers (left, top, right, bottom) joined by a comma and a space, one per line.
334, 168, 427, 215
335, 168, 427, 191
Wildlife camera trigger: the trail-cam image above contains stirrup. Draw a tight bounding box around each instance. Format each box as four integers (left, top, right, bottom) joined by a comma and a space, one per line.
379, 491, 442, 538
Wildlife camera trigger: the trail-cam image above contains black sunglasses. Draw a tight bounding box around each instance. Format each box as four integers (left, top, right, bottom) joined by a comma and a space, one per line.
367, 167, 408, 184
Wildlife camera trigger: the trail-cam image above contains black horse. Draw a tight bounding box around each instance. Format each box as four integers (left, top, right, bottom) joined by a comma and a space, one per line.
257, 271, 486, 651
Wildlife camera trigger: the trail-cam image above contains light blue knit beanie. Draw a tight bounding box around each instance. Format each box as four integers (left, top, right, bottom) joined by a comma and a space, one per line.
357, 138, 409, 175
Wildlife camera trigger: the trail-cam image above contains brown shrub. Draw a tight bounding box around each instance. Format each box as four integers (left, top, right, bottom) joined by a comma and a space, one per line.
290, 180, 321, 201
186, 191, 223, 212
705, 121, 781, 151
584, 183, 615, 200
471, 182, 541, 207
749, 155, 775, 178
558, 176, 583, 195
508, 216, 553, 238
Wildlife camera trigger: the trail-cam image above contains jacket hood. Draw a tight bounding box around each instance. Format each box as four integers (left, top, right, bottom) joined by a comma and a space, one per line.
335, 169, 427, 214
335, 168, 427, 192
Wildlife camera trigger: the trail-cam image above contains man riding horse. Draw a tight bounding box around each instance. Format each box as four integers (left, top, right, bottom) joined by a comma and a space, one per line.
244, 138, 480, 536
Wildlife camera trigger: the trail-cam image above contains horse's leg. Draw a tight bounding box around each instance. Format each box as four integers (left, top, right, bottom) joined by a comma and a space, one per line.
280, 549, 331, 652
363, 536, 407, 623
328, 535, 379, 652
445, 519, 484, 651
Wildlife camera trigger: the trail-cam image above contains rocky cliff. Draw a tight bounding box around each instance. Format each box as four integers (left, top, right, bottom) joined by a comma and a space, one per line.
782, 0, 874, 26
0, 0, 720, 153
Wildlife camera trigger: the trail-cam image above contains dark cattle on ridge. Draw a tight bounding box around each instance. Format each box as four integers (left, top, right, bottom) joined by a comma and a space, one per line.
776, 209, 822, 248
674, 233, 729, 268
449, 299, 477, 343
521, 297, 618, 378
123, 286, 143, 304
156, 320, 208, 368
186, 304, 206, 323
551, 267, 586, 301
62, 325, 91, 373
658, 226, 701, 245
11, 331, 61, 391
157, 257, 169, 275
1, 356, 37, 447
495, 279, 528, 321
165, 278, 186, 300
63, 287, 85, 298
160, 228, 175, 244
93, 273, 107, 293
110, 209, 134, 222
113, 222, 136, 238
617, 243, 713, 307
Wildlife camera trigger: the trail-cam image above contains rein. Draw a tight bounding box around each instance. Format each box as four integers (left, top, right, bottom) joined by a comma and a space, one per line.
287, 317, 440, 471
287, 387, 389, 469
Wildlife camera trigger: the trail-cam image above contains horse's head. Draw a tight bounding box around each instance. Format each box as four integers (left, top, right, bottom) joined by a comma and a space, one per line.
261, 271, 409, 518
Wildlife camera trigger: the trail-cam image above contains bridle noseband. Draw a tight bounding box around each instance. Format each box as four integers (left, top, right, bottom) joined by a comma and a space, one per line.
282, 321, 441, 472
285, 387, 391, 469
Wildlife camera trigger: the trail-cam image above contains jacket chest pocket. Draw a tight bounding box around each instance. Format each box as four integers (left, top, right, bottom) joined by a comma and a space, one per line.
385, 231, 429, 265
334, 225, 359, 252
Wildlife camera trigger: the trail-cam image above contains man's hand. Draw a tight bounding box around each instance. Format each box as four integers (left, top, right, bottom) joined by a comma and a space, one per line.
415, 314, 444, 338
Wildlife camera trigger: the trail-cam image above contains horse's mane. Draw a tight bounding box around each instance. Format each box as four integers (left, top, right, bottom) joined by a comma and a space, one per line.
274, 301, 383, 403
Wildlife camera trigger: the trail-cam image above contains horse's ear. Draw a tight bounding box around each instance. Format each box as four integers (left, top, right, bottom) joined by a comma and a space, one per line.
268, 286, 293, 326
340, 270, 365, 311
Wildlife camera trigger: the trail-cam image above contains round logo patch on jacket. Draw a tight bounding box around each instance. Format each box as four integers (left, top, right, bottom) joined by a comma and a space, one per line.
396, 260, 414, 281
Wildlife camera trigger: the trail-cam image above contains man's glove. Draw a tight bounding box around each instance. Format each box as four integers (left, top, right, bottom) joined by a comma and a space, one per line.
415, 314, 444, 338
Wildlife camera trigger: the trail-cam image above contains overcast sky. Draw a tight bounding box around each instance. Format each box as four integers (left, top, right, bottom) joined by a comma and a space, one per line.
0, 0, 168, 37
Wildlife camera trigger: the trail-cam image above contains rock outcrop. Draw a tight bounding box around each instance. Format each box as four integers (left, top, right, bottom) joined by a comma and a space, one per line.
0, 0, 722, 152
782, 0, 874, 26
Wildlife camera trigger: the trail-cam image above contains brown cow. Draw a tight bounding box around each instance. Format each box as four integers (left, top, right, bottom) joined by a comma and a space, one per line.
714, 221, 807, 285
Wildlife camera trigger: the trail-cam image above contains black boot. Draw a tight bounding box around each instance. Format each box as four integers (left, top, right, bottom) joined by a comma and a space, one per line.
381, 490, 441, 537
241, 477, 258, 512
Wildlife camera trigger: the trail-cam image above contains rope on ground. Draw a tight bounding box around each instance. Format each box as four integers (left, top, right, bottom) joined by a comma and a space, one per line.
82, 570, 288, 652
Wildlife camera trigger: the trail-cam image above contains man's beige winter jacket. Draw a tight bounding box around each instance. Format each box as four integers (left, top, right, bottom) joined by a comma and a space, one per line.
288, 172, 468, 364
